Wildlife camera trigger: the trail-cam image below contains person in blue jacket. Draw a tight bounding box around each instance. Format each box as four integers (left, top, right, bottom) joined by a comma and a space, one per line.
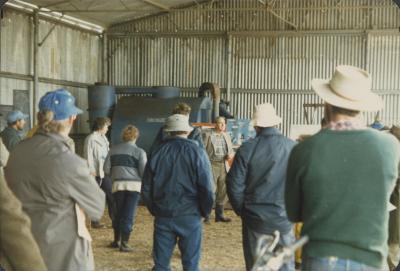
227, 103, 296, 271
142, 114, 214, 271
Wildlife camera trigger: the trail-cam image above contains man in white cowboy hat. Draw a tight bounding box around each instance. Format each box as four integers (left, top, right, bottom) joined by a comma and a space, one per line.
285, 65, 400, 271
227, 103, 296, 271
141, 114, 214, 271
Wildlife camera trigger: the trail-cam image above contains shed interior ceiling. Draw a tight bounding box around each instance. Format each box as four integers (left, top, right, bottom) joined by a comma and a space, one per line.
7, 0, 209, 27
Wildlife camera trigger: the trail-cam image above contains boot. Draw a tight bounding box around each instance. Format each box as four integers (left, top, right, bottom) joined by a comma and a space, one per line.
215, 204, 231, 223
109, 230, 120, 248
203, 216, 211, 225
91, 221, 105, 229
120, 233, 134, 252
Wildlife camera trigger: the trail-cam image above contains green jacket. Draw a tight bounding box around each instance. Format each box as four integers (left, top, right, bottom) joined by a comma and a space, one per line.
286, 128, 400, 269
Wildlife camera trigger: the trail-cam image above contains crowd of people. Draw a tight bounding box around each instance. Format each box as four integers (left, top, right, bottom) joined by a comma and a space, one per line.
0, 65, 400, 271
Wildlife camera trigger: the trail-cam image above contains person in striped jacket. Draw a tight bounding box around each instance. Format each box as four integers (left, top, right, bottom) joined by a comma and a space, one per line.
104, 125, 147, 252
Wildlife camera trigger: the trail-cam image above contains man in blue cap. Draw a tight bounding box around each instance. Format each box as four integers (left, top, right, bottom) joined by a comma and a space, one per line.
0, 110, 28, 151
5, 88, 105, 271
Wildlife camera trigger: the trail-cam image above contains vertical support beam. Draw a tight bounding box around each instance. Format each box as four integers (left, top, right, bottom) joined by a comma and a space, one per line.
33, 10, 39, 125
226, 34, 232, 103
102, 32, 108, 83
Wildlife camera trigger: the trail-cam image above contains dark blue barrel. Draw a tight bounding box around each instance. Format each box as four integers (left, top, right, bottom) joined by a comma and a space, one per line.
151, 86, 180, 98
87, 84, 116, 128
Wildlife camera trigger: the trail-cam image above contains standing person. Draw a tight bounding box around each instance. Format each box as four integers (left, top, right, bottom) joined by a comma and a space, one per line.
204, 116, 234, 223
142, 114, 214, 271
0, 173, 47, 271
104, 125, 147, 252
0, 137, 8, 176
286, 65, 400, 271
0, 110, 28, 152
83, 117, 114, 228
5, 89, 105, 271
226, 103, 296, 271
149, 102, 204, 155
389, 125, 400, 270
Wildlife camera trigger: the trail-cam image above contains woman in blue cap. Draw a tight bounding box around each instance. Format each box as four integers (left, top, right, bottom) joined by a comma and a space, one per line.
5, 89, 105, 271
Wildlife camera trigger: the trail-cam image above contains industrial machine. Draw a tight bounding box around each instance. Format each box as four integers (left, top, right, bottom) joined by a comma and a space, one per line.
87, 83, 255, 154
87, 84, 215, 153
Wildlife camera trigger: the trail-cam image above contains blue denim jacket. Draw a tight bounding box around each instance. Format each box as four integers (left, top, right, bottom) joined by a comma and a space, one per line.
227, 127, 295, 234
142, 137, 214, 218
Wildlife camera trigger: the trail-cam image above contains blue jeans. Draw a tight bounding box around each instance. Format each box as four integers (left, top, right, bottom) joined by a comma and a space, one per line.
242, 222, 295, 271
302, 257, 388, 271
113, 191, 140, 235
152, 216, 202, 271
96, 176, 115, 221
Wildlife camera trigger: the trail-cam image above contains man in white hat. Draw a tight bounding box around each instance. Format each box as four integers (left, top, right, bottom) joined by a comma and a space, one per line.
227, 103, 296, 271
141, 114, 214, 271
285, 65, 400, 271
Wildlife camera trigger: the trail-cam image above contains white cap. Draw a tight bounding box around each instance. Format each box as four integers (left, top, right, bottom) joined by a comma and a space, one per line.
252, 103, 282, 127
164, 114, 193, 132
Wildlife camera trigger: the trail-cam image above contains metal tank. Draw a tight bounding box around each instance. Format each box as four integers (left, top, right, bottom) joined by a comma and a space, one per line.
111, 95, 212, 154
87, 84, 116, 129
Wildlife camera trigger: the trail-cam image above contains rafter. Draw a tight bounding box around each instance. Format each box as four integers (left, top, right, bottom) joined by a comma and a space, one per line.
43, 0, 71, 8
140, 0, 170, 11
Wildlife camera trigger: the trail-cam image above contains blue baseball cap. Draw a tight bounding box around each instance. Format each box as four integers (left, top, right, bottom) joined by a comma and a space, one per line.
7, 110, 29, 124
370, 121, 385, 130
39, 89, 83, 121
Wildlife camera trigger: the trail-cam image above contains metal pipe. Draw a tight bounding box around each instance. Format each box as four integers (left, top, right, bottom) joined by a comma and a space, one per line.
34, 6, 397, 13
102, 32, 108, 83
226, 34, 232, 103
33, 10, 39, 125
210, 83, 220, 121
0, 70, 91, 88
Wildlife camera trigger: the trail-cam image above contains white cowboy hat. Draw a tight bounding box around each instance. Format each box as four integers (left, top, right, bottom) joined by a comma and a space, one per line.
164, 114, 193, 132
311, 65, 382, 111
252, 103, 282, 127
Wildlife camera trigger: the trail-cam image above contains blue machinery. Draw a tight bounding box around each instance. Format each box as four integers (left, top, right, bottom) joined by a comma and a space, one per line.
87, 84, 254, 153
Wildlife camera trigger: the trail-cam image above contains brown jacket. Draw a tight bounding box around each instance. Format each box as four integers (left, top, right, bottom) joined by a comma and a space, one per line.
0, 173, 47, 271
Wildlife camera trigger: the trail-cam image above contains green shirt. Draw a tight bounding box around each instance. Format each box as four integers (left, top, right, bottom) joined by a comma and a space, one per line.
285, 128, 400, 269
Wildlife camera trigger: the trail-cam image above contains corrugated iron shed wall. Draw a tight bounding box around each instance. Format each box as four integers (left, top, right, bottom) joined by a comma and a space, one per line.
108, 0, 400, 136
0, 8, 101, 133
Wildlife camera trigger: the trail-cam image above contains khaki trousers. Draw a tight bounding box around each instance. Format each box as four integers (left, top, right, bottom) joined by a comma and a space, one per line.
211, 161, 227, 206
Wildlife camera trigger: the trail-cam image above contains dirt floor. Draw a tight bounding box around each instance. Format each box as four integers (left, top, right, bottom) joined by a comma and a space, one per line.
91, 206, 245, 271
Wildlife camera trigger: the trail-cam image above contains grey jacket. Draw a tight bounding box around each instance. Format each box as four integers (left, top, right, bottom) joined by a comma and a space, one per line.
83, 131, 109, 178
0, 137, 9, 170
104, 141, 147, 182
0, 173, 47, 271
5, 131, 105, 271
0, 126, 24, 152
204, 131, 234, 163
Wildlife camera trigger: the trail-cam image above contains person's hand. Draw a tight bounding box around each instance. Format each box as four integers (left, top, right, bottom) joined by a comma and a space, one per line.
90, 172, 96, 177
226, 153, 234, 160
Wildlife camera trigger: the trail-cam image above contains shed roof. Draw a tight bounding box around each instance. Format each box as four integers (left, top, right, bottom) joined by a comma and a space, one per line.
6, 0, 212, 28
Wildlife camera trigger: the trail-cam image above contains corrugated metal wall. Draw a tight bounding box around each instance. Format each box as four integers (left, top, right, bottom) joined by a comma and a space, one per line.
109, 36, 226, 87
108, 0, 400, 136
0, 8, 101, 133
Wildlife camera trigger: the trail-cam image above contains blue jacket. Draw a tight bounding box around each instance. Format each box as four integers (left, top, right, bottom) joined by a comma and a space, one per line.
227, 127, 295, 234
0, 127, 24, 152
142, 136, 214, 218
